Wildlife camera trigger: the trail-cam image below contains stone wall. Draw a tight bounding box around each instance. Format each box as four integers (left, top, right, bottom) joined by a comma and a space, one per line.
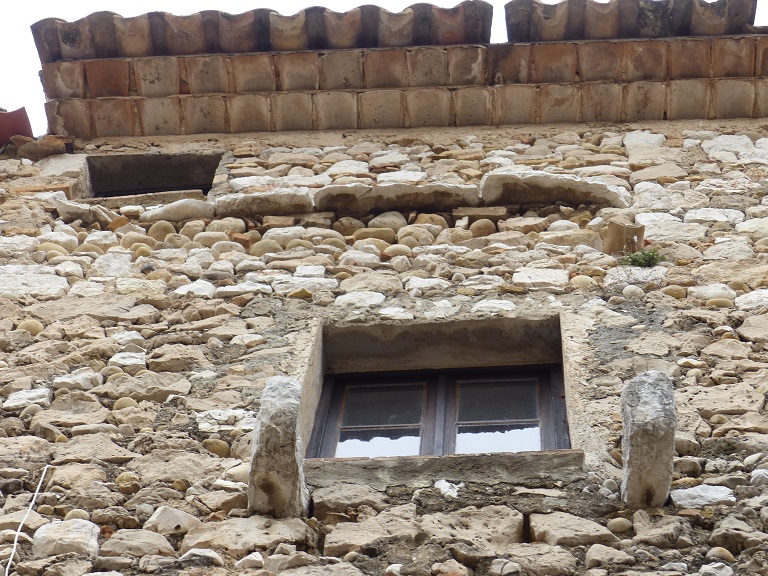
1, 121, 768, 575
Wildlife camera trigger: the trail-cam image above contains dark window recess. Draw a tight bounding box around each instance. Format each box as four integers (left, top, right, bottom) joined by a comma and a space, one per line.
87, 153, 222, 197
308, 365, 569, 459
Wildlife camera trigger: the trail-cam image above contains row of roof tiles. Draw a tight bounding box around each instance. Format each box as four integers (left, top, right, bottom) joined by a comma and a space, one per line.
31, 0, 762, 65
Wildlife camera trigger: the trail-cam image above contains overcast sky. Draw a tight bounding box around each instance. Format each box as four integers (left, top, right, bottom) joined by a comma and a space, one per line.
2, 0, 766, 136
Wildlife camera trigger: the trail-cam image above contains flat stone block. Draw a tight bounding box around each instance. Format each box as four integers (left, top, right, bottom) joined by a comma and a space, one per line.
134, 57, 180, 98
320, 51, 362, 90
757, 79, 768, 118
47, 100, 92, 138
487, 44, 531, 84
711, 37, 755, 78
92, 98, 136, 137
405, 88, 451, 128
581, 83, 621, 122
448, 46, 486, 85
227, 94, 270, 133
623, 81, 666, 121
358, 90, 403, 129
407, 47, 448, 87
84, 59, 130, 98
137, 97, 182, 136
667, 79, 710, 120
274, 53, 320, 91
181, 95, 227, 134
494, 84, 536, 124
42, 62, 85, 100
531, 43, 577, 84
578, 42, 621, 83
622, 40, 667, 82
757, 37, 768, 78
454, 87, 492, 126
538, 84, 579, 124
184, 55, 229, 94
364, 49, 407, 89
271, 93, 312, 131
314, 91, 357, 130
712, 79, 755, 119
668, 39, 710, 80
230, 54, 275, 93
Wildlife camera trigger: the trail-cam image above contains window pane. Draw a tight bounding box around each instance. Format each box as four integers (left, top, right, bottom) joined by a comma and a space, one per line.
341, 385, 424, 427
457, 381, 538, 422
455, 424, 541, 454
336, 427, 421, 458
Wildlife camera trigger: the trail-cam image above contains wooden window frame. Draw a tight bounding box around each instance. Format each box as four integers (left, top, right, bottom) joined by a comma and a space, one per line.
307, 364, 569, 459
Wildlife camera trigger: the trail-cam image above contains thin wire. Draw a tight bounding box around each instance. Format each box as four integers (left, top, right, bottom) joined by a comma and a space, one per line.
3, 464, 50, 576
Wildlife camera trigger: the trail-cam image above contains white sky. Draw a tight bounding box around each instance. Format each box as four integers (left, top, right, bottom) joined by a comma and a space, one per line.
1, 0, 766, 136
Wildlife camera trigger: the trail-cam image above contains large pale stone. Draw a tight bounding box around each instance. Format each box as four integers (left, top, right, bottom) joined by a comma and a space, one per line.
92, 372, 191, 402
248, 376, 308, 518
670, 485, 735, 508
33, 519, 100, 558
52, 433, 140, 464
481, 166, 630, 208
324, 504, 420, 557
421, 505, 524, 554
501, 544, 577, 576
0, 265, 70, 300
621, 371, 676, 508
100, 529, 175, 557
144, 506, 201, 535
216, 189, 313, 216
530, 512, 618, 546
635, 213, 707, 242
139, 199, 216, 222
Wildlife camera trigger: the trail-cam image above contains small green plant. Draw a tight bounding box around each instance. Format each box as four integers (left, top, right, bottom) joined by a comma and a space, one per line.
620, 248, 664, 267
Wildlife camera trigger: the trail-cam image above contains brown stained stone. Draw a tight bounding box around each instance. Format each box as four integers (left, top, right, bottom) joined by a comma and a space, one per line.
622, 40, 667, 82
164, 13, 207, 56
84, 60, 130, 98
364, 49, 408, 89
46, 100, 92, 139
584, 0, 621, 39
447, 46, 486, 86
578, 42, 621, 83
269, 11, 308, 51
757, 79, 768, 118
92, 99, 135, 137
324, 8, 363, 49
274, 53, 320, 91
56, 19, 96, 61
487, 44, 531, 84
531, 43, 577, 84
623, 81, 665, 121
690, 0, 729, 35
538, 84, 580, 124
407, 47, 448, 88
231, 54, 275, 93
218, 11, 259, 53
181, 95, 227, 134
358, 90, 403, 128
712, 79, 756, 119
711, 37, 755, 78
271, 93, 313, 131
320, 51, 362, 90
228, 94, 271, 133
668, 39, 710, 80
113, 14, 154, 57
42, 62, 85, 100
757, 37, 768, 77
667, 79, 711, 121
530, 2, 569, 42
184, 55, 229, 94
134, 57, 179, 98
314, 92, 357, 130
137, 97, 182, 136
405, 88, 451, 128
453, 87, 492, 126
494, 84, 536, 125
581, 83, 621, 123
431, 4, 466, 44
378, 8, 415, 47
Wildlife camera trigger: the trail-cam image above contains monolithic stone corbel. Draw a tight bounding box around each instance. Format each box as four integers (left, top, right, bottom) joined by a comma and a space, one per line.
248, 375, 309, 518
621, 370, 676, 508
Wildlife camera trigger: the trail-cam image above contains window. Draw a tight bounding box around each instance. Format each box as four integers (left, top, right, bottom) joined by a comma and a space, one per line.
307, 365, 569, 459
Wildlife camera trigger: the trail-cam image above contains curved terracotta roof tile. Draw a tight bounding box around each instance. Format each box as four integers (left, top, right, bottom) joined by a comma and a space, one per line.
31, 1, 493, 64
0, 108, 34, 146
504, 0, 758, 42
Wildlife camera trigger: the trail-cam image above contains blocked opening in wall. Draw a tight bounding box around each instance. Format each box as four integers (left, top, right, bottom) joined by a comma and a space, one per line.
303, 316, 571, 466
86, 152, 222, 197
